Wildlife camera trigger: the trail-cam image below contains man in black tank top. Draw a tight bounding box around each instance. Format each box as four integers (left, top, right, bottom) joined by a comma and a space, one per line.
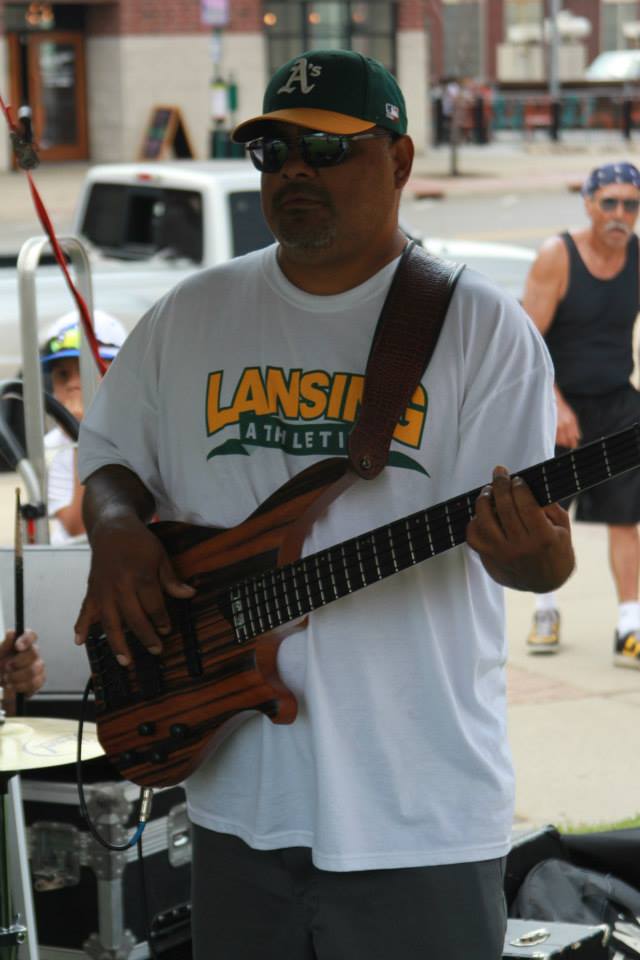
522, 161, 640, 668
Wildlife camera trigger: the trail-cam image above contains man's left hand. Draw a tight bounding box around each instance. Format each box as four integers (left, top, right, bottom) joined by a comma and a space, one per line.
466, 466, 575, 592
0, 629, 46, 712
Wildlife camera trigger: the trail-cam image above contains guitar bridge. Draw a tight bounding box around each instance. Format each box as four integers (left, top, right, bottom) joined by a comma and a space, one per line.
86, 629, 132, 711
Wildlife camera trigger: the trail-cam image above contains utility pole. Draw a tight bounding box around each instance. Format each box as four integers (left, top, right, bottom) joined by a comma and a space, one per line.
548, 0, 561, 140
200, 0, 230, 156
548, 0, 560, 100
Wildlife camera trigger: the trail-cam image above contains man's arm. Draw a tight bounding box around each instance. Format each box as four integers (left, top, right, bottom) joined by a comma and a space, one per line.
74, 465, 195, 666
466, 465, 575, 592
522, 238, 581, 449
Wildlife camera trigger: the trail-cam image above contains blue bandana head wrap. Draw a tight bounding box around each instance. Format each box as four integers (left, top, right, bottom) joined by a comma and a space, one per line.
582, 162, 640, 196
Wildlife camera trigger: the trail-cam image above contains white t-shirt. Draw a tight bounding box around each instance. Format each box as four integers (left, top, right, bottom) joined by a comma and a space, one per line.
44, 427, 76, 545
78, 244, 555, 871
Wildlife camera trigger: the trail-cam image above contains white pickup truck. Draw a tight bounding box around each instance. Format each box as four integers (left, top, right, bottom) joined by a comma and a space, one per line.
0, 159, 534, 381
0, 160, 272, 380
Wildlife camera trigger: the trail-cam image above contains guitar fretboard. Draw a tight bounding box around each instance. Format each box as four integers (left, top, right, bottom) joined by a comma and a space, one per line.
228, 424, 640, 643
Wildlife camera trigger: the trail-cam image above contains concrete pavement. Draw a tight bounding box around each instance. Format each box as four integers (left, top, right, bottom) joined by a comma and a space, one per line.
1, 135, 639, 834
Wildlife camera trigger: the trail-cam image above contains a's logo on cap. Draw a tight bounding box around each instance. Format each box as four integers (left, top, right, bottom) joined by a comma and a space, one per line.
277, 57, 322, 96
385, 103, 400, 122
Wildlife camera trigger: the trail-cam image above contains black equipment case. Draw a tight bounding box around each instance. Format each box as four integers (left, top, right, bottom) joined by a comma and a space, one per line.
20, 763, 192, 960
504, 824, 640, 960
503, 919, 610, 958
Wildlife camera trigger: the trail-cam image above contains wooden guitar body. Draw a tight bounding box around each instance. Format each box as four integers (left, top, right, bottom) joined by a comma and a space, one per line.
86, 456, 354, 788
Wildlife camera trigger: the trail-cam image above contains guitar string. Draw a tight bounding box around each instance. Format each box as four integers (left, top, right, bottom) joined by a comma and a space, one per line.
95, 433, 640, 699
226, 433, 640, 640
187, 434, 640, 642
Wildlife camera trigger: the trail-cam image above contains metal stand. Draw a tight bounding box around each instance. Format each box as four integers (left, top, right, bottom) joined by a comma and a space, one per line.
7, 775, 39, 960
0, 774, 33, 960
17, 234, 97, 545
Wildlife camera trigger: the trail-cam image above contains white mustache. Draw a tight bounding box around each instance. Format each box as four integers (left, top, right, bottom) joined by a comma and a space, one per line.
605, 221, 632, 235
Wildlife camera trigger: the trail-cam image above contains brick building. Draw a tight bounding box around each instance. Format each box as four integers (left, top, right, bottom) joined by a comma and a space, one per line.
429, 0, 630, 88
0, 0, 431, 170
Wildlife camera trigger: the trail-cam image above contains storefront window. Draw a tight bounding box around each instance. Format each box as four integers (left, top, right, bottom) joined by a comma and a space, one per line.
601, 0, 638, 52
442, 0, 484, 79
262, 1, 397, 73
503, 0, 543, 33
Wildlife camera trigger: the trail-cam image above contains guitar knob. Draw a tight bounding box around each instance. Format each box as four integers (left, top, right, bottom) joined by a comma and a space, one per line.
120, 751, 137, 766
169, 723, 189, 739
138, 721, 156, 736
151, 749, 167, 764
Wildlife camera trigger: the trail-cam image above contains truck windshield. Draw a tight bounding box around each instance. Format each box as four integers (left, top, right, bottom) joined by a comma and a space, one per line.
81, 184, 204, 262
81, 183, 274, 263
229, 191, 274, 256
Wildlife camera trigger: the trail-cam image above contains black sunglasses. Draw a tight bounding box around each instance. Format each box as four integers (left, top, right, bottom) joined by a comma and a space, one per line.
598, 197, 640, 213
246, 131, 392, 173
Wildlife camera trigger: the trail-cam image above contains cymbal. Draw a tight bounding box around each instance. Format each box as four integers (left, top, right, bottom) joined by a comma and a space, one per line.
0, 716, 104, 773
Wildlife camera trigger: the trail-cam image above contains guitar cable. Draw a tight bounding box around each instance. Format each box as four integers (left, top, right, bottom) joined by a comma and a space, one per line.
76, 678, 154, 851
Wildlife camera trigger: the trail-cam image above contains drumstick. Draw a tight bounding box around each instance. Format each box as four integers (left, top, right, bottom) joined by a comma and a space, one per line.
14, 488, 25, 716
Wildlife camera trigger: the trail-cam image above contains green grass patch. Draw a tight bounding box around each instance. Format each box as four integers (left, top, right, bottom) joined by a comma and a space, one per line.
560, 814, 640, 834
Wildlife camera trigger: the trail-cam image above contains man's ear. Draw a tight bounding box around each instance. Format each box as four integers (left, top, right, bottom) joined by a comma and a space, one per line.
393, 135, 414, 189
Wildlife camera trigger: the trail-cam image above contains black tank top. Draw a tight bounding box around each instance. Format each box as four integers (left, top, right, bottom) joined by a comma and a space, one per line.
545, 231, 639, 396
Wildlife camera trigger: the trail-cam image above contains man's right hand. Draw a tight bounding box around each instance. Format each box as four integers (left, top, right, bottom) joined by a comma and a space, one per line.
74, 514, 195, 666
555, 393, 581, 449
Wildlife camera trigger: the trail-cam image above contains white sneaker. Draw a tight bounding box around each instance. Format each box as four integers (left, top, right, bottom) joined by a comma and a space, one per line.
527, 609, 560, 654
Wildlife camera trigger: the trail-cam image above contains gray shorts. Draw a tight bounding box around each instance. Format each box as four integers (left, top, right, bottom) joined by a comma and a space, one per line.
563, 384, 640, 524
190, 825, 507, 960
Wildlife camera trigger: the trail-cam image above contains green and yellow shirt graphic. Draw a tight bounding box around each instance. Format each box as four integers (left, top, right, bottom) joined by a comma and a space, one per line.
206, 367, 429, 474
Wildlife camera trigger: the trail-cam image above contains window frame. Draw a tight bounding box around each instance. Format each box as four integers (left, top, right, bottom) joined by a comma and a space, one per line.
262, 1, 398, 75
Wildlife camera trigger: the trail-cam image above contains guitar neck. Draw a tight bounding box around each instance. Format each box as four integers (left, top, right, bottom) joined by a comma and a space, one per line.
230, 424, 640, 643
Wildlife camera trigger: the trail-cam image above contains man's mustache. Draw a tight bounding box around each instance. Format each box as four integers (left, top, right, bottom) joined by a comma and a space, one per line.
605, 220, 632, 235
272, 184, 334, 210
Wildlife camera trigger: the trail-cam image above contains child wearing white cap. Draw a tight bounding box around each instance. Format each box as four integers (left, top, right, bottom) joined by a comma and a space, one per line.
41, 310, 127, 544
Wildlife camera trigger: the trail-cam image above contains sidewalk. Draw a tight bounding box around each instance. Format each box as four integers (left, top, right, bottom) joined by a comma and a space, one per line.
410, 132, 640, 198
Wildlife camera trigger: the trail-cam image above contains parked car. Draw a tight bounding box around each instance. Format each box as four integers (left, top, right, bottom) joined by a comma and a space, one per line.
585, 50, 640, 82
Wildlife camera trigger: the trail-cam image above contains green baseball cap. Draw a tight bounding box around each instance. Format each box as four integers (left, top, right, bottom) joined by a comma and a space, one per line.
232, 49, 407, 143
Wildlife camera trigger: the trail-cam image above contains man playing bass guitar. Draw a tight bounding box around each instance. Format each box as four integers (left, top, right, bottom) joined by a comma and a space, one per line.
74, 50, 574, 960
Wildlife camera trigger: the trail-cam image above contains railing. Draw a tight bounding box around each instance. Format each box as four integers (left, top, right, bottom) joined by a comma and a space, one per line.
432, 88, 640, 145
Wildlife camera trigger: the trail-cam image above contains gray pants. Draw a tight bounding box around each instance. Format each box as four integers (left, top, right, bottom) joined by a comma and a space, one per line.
191, 826, 507, 960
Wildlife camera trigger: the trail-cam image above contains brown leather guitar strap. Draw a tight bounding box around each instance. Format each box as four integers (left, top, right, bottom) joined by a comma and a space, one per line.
348, 240, 465, 479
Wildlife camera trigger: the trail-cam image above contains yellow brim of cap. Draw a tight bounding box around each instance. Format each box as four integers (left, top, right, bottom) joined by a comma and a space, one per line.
232, 108, 375, 143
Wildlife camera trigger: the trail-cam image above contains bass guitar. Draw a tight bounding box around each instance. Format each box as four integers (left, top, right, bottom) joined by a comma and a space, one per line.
86, 423, 640, 787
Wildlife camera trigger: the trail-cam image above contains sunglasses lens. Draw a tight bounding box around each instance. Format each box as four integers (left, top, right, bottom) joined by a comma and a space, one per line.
247, 139, 288, 173
301, 135, 346, 167
247, 134, 350, 172
599, 197, 640, 212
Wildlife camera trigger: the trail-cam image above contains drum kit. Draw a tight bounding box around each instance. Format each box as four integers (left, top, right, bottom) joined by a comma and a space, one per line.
0, 701, 104, 959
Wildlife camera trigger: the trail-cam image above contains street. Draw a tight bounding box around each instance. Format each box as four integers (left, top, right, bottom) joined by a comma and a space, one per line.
402, 182, 586, 251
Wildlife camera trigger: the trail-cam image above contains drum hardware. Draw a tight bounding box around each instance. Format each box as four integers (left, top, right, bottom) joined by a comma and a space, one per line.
0, 715, 104, 959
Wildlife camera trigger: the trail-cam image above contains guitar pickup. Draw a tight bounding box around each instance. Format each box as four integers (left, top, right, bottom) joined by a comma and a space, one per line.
127, 632, 165, 700
170, 597, 203, 679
